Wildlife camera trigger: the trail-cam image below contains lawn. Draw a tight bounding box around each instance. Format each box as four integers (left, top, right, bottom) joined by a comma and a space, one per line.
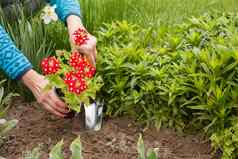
80, 0, 238, 31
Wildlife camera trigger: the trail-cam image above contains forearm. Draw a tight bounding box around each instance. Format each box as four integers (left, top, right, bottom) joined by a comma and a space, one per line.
0, 25, 32, 80
21, 69, 48, 98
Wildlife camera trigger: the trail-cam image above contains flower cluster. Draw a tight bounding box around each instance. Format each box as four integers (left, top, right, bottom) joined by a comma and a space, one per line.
69, 52, 96, 77
41, 56, 60, 75
40, 52, 96, 96
63, 52, 96, 94
72, 28, 89, 46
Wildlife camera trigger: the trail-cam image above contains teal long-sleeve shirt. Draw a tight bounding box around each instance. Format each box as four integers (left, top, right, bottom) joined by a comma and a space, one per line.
0, 0, 81, 79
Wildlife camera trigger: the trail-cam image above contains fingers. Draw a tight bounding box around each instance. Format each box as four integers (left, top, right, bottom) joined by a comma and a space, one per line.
38, 89, 69, 118
42, 101, 66, 118
90, 36, 97, 61
93, 47, 97, 65
86, 53, 96, 66
91, 49, 97, 66
48, 91, 69, 113
49, 91, 69, 113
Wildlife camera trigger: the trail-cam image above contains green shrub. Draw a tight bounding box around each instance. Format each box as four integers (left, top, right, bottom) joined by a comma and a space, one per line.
211, 122, 238, 159
96, 12, 238, 158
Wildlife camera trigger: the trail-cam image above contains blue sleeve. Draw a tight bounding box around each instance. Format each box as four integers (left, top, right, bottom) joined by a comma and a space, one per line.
48, 0, 81, 23
0, 25, 32, 80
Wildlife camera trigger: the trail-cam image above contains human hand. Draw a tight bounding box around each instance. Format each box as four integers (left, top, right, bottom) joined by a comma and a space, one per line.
21, 69, 69, 117
67, 15, 97, 66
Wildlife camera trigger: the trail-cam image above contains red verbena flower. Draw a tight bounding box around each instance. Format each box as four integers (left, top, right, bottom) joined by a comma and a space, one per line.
84, 63, 96, 78
41, 56, 60, 75
63, 71, 87, 95
69, 52, 96, 78
69, 52, 85, 69
72, 28, 89, 46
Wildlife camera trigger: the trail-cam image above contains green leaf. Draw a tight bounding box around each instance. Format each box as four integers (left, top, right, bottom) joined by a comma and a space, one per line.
187, 104, 212, 110
49, 140, 64, 159
23, 146, 42, 159
70, 136, 83, 159
147, 149, 157, 159
29, 147, 42, 159
2, 93, 19, 107
0, 119, 18, 136
137, 134, 145, 159
0, 87, 4, 105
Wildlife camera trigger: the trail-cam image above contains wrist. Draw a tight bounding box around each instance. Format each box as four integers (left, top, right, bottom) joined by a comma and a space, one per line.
67, 15, 87, 40
21, 69, 47, 96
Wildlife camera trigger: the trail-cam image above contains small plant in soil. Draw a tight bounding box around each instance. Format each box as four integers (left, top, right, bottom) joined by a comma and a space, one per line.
40, 28, 103, 113
21, 137, 83, 159
22, 135, 158, 159
137, 134, 158, 159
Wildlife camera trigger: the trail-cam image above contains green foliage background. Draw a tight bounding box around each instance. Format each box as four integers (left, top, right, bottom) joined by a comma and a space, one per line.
96, 13, 238, 158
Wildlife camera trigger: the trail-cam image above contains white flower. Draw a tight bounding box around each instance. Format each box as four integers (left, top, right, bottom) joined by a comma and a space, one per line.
0, 119, 7, 125
41, 4, 58, 24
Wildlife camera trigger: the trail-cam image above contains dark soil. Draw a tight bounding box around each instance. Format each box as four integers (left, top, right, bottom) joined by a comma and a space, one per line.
0, 99, 213, 159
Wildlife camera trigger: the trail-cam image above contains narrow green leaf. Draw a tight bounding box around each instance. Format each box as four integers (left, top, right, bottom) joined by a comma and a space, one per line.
23, 146, 42, 159
70, 136, 83, 159
0, 119, 18, 136
137, 134, 145, 159
187, 105, 211, 110
49, 140, 64, 159
147, 149, 157, 159
0, 87, 4, 105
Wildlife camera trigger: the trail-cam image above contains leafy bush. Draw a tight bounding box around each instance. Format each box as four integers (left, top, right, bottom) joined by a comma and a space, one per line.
96, 12, 238, 158
211, 122, 238, 159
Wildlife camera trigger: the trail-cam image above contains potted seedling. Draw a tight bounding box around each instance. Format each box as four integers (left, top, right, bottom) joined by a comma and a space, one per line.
40, 28, 104, 131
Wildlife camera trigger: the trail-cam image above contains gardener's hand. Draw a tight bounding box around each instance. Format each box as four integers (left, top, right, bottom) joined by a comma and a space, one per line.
67, 15, 97, 66
21, 69, 69, 117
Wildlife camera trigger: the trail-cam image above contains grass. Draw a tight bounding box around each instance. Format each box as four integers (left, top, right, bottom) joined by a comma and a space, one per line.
79, 0, 238, 32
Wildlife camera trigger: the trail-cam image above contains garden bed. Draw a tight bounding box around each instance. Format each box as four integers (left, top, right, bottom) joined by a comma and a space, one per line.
0, 98, 213, 159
